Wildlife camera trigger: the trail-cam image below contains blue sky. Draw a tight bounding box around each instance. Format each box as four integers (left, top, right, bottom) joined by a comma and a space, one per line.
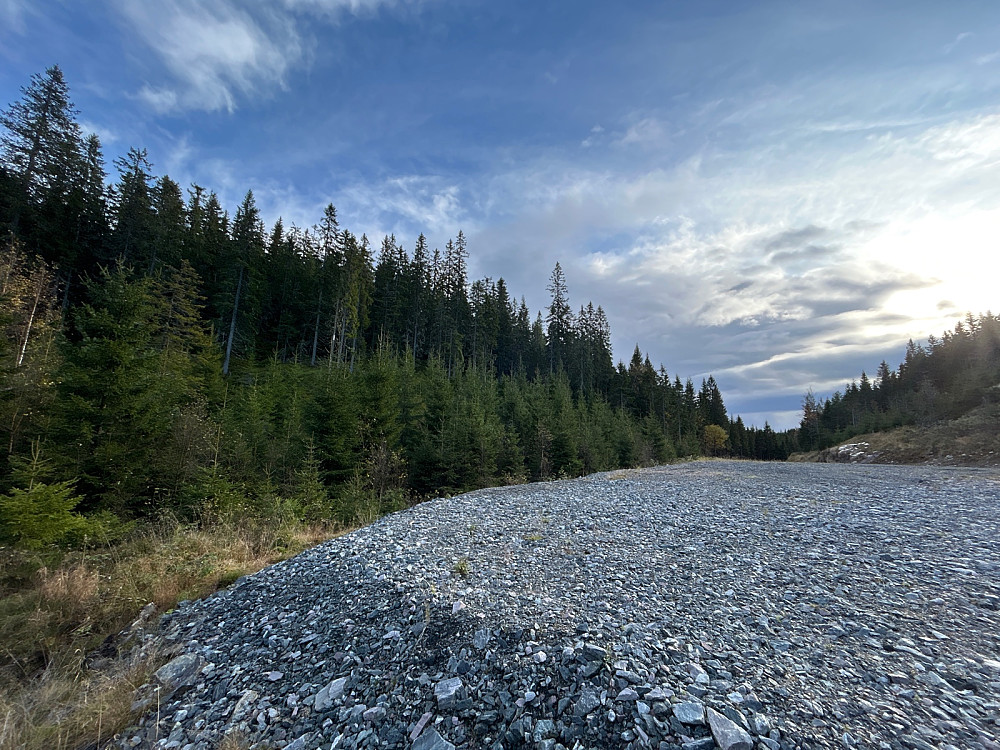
2, 1, 999, 429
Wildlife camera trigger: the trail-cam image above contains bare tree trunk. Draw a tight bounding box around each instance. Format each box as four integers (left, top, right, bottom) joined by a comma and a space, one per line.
222, 266, 244, 376
327, 309, 339, 370
16, 273, 45, 368
310, 289, 322, 366
337, 312, 347, 365
60, 270, 72, 313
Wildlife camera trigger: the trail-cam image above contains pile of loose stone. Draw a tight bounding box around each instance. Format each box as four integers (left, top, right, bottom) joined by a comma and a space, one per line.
114, 461, 1000, 750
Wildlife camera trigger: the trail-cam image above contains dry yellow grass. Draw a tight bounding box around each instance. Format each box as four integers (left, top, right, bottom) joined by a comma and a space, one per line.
0, 517, 346, 750
216, 730, 251, 750
0, 648, 160, 750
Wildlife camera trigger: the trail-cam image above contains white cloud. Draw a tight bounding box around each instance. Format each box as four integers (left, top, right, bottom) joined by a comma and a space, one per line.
79, 119, 120, 145
616, 117, 669, 148
116, 0, 304, 113
282, 0, 428, 17
162, 135, 195, 180
137, 86, 180, 113
581, 124, 604, 148
943, 31, 972, 54
115, 0, 438, 113
336, 174, 468, 244
0, 0, 31, 35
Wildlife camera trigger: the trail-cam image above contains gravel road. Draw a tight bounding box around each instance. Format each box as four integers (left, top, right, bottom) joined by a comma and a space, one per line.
118, 460, 1000, 750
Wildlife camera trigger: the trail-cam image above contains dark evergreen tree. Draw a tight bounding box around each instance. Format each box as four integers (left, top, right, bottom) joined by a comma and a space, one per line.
188, 189, 230, 325
0, 65, 83, 236
546, 262, 573, 373
108, 147, 155, 266
149, 175, 186, 273
698, 375, 727, 427
311, 204, 340, 366
222, 190, 265, 374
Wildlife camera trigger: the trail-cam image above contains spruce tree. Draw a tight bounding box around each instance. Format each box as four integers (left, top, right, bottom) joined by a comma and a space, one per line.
109, 147, 155, 266
223, 190, 265, 374
150, 175, 186, 272
0, 65, 83, 233
546, 262, 573, 373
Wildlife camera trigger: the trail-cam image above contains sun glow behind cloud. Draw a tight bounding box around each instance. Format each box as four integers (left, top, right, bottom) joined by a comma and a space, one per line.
468, 98, 1000, 428
874, 209, 999, 320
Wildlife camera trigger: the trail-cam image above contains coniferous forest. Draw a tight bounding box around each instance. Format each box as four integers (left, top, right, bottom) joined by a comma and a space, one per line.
797, 312, 1000, 452
0, 66, 798, 546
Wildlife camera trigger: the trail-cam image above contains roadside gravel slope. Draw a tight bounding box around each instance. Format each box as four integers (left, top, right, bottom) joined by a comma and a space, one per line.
119, 461, 1000, 750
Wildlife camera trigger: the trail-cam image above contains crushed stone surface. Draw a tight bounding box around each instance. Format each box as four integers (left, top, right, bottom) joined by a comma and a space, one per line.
116, 461, 1000, 750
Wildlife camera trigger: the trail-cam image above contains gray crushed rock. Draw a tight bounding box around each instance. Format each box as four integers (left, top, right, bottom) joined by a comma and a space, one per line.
114, 461, 1000, 750
706, 707, 751, 750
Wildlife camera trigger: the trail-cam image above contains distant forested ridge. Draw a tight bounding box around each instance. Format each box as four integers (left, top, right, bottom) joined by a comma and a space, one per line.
797, 312, 1000, 452
0, 66, 789, 542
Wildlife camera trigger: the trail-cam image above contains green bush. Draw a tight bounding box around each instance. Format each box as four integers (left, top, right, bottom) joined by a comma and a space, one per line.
0, 480, 87, 548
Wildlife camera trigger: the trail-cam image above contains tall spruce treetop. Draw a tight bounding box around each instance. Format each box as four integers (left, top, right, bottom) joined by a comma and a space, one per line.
81, 134, 105, 199
150, 175, 186, 272
546, 262, 573, 372
232, 190, 265, 256
698, 375, 727, 427
448, 230, 469, 297
0, 65, 83, 202
68, 132, 109, 273
109, 147, 155, 265
221, 190, 264, 374
317, 203, 340, 263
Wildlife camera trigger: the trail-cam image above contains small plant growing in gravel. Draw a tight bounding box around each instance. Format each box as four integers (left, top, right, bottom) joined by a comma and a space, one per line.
523, 533, 543, 542
452, 557, 470, 577
218, 731, 252, 750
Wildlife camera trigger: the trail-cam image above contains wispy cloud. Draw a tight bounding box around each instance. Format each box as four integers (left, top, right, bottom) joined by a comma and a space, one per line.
78, 119, 120, 145
581, 125, 604, 148
282, 0, 431, 18
943, 31, 972, 54
116, 0, 304, 113
0, 0, 32, 36
115, 0, 435, 114
615, 117, 670, 148
338, 174, 468, 243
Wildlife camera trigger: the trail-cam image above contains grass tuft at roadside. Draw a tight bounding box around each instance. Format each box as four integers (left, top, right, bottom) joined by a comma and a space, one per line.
0, 516, 347, 750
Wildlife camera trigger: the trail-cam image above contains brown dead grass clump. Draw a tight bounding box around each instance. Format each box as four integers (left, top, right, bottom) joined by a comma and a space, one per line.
216, 730, 252, 750
0, 517, 346, 750
0, 648, 160, 750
